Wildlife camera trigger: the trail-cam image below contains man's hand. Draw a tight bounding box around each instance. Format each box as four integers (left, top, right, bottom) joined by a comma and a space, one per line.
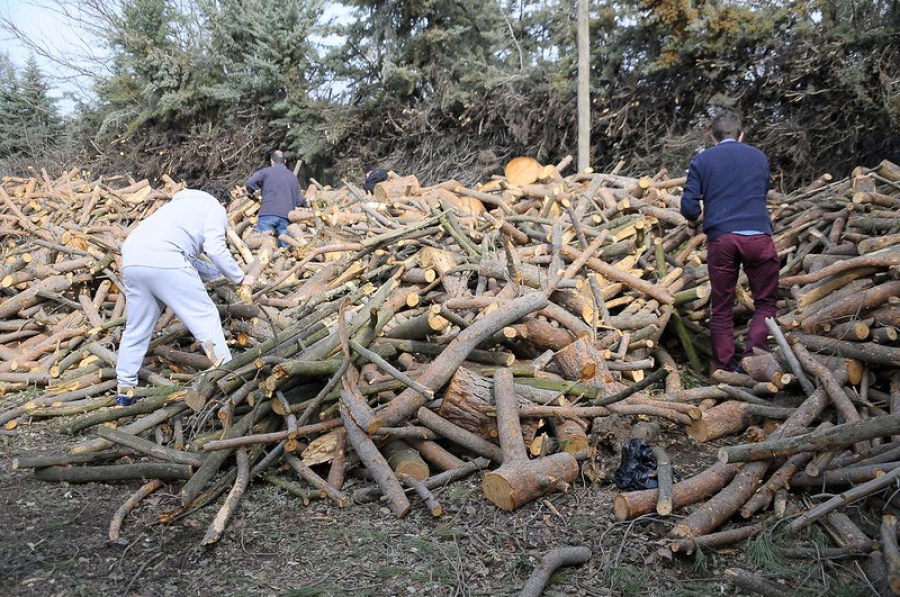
686, 220, 699, 236
237, 275, 255, 303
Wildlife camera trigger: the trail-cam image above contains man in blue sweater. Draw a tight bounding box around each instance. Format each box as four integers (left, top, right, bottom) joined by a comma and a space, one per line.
246, 150, 305, 248
680, 110, 780, 374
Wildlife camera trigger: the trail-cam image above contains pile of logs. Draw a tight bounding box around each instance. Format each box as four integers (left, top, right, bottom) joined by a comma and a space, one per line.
2, 157, 900, 585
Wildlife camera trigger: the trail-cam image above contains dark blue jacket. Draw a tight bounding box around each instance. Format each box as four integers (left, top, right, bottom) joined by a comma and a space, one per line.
246, 163, 305, 218
680, 139, 772, 240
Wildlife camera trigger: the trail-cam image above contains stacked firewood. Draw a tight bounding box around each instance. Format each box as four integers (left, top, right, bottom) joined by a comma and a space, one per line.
2, 157, 900, 572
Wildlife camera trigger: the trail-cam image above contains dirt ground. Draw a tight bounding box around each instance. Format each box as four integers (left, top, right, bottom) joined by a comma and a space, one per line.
0, 394, 876, 597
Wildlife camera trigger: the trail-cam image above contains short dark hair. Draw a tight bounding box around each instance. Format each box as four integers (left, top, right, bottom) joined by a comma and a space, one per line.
271, 150, 285, 165
711, 110, 742, 141
200, 181, 231, 206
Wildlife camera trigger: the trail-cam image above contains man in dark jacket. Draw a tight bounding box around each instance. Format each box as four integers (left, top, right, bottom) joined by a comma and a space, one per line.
680, 109, 780, 373
363, 165, 389, 194
246, 150, 305, 247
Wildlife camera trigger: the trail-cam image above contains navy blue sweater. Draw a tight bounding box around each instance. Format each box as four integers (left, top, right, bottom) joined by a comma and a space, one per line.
680, 139, 772, 241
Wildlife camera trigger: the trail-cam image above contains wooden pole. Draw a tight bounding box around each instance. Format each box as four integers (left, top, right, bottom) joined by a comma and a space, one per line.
576, 0, 591, 172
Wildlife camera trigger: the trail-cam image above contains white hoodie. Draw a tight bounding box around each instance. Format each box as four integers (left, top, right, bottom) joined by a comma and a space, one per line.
120, 189, 244, 284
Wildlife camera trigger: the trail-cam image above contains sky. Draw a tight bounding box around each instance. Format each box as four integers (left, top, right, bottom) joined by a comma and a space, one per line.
0, 0, 106, 114
0, 1, 351, 116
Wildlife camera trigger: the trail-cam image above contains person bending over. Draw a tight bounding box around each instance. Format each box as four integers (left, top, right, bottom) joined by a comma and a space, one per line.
114, 184, 254, 406
246, 150, 305, 248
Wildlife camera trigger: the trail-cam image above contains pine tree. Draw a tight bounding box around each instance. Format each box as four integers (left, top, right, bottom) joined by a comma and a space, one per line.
0, 54, 21, 158
0, 55, 62, 159
335, 0, 510, 104
18, 56, 64, 153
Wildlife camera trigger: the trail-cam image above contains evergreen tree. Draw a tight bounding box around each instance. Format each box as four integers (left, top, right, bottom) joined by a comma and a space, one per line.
0, 55, 62, 159
335, 0, 510, 105
199, 0, 329, 159
18, 56, 64, 152
94, 0, 190, 136
0, 54, 22, 158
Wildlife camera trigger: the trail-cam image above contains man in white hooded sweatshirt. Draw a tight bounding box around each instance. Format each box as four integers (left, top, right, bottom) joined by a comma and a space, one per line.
115, 184, 254, 406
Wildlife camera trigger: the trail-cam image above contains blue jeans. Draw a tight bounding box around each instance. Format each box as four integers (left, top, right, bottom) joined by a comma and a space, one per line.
256, 215, 290, 247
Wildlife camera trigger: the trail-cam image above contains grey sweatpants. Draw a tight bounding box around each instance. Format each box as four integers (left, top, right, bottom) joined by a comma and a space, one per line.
115, 265, 231, 388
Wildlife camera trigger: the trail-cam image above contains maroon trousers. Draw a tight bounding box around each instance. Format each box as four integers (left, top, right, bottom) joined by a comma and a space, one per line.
706, 233, 780, 372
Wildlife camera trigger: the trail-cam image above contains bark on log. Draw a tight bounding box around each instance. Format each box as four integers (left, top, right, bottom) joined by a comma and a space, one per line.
201, 448, 250, 545
686, 400, 757, 443
382, 440, 430, 482
109, 479, 164, 541
790, 333, 900, 367
723, 568, 792, 597
375, 292, 549, 429
416, 407, 504, 464
881, 514, 900, 595
670, 461, 770, 539
720, 415, 900, 464
671, 525, 759, 556
517, 546, 592, 597
340, 403, 410, 518
33, 463, 192, 482
482, 369, 579, 510
789, 466, 900, 532
95, 425, 205, 467
653, 446, 674, 516
613, 462, 741, 521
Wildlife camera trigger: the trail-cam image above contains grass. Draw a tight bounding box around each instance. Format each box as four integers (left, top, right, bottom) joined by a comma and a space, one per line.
603, 564, 649, 597
284, 583, 345, 597
42, 518, 75, 531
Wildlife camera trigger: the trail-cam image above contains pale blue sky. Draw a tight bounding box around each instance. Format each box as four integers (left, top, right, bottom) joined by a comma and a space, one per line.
0, 1, 352, 114
1, 0, 107, 112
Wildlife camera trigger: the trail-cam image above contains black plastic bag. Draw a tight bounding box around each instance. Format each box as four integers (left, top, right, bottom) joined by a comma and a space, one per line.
613, 437, 659, 491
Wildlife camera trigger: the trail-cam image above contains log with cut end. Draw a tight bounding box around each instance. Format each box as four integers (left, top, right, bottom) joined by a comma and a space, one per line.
373, 174, 421, 201
482, 369, 579, 510
670, 525, 759, 556
739, 351, 792, 388
613, 462, 741, 521
439, 366, 541, 444
653, 446, 674, 515
382, 439, 430, 482
686, 401, 756, 443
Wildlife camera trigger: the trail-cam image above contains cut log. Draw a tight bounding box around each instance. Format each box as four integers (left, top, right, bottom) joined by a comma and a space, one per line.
482, 369, 579, 510
686, 401, 756, 443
